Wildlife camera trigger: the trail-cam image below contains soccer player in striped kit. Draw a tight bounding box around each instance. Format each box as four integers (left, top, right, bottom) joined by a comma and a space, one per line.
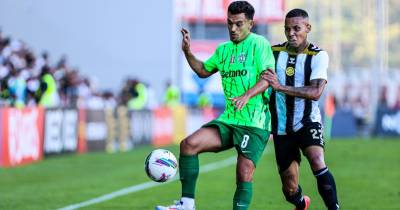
262, 9, 340, 210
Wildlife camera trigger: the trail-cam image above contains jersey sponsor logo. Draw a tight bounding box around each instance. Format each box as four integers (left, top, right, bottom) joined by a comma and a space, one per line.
288, 57, 296, 64
285, 67, 295, 76
221, 69, 248, 79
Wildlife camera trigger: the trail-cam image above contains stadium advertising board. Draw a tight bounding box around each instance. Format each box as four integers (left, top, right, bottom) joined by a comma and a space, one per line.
0, 108, 44, 167
331, 109, 358, 137
374, 108, 400, 136
85, 110, 107, 151
130, 110, 153, 146
152, 107, 173, 147
172, 105, 187, 144
62, 109, 79, 151
185, 108, 218, 136
177, 0, 285, 23
43, 109, 78, 155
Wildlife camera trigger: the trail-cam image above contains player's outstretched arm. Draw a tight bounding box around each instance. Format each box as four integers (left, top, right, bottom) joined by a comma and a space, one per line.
262, 69, 326, 101
181, 28, 215, 78
230, 70, 271, 111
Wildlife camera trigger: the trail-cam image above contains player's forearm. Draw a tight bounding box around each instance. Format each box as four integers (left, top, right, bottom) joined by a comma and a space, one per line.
243, 78, 269, 99
275, 85, 323, 101
184, 51, 211, 78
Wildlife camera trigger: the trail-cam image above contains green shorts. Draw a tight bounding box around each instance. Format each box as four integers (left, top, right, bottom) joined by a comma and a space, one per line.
203, 120, 270, 167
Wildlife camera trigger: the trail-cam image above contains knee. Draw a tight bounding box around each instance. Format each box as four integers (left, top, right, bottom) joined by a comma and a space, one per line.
180, 137, 199, 155
237, 160, 254, 182
308, 154, 326, 170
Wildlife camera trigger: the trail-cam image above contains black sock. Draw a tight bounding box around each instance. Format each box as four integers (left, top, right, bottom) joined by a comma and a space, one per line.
314, 167, 339, 210
284, 185, 305, 209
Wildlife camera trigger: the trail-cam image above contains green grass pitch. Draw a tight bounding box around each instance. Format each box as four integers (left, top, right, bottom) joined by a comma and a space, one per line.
1, 138, 399, 210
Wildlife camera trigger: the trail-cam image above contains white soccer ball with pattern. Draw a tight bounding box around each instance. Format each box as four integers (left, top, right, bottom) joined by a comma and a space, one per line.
145, 149, 178, 182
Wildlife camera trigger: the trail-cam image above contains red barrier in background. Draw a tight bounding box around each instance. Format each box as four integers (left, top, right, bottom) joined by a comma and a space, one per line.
77, 109, 87, 153
0, 107, 44, 167
152, 107, 173, 147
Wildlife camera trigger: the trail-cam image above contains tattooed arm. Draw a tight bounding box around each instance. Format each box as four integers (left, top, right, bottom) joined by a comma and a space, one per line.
262, 69, 326, 101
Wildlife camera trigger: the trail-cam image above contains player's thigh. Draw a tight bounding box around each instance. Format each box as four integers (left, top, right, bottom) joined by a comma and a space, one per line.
273, 134, 301, 173
182, 126, 222, 153
233, 126, 270, 167
298, 123, 326, 170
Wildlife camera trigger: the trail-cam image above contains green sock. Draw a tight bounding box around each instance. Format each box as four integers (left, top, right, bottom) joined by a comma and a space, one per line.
179, 154, 199, 198
233, 182, 253, 210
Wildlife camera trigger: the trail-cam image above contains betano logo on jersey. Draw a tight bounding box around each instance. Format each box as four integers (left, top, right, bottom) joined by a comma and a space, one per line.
221, 69, 248, 78
286, 67, 295, 76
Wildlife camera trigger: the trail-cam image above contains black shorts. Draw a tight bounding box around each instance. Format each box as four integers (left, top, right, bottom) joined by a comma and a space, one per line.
273, 122, 325, 173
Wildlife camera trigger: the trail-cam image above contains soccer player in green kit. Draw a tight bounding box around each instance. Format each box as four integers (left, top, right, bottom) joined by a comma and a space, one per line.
156, 1, 274, 210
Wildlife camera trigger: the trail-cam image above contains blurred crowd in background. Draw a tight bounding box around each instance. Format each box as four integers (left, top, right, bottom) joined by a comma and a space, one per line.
1, 28, 400, 126
0, 29, 189, 111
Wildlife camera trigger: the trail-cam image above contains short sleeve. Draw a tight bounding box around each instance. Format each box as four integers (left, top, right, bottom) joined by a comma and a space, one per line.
255, 38, 275, 74
203, 47, 220, 72
310, 51, 329, 81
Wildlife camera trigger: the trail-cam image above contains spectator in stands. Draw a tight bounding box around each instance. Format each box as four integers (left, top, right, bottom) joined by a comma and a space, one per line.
353, 96, 368, 136
163, 80, 180, 107
127, 79, 148, 110
7, 64, 26, 108
36, 65, 59, 107
119, 78, 135, 106
34, 51, 50, 77
26, 76, 40, 107
77, 77, 92, 107
62, 69, 80, 107
340, 84, 353, 111
103, 91, 117, 109
0, 60, 11, 105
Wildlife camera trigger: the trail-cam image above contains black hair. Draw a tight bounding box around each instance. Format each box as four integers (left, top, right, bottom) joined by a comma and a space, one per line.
228, 1, 255, 20
286, 8, 309, 19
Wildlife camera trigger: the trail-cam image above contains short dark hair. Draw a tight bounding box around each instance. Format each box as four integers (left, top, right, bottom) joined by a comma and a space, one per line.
286, 8, 309, 19
228, 1, 255, 20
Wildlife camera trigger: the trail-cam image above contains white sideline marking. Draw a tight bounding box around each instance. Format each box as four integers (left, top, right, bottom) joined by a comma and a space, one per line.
57, 156, 237, 210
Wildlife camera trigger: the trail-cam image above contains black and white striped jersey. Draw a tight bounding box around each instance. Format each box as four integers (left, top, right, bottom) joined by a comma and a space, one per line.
270, 42, 328, 135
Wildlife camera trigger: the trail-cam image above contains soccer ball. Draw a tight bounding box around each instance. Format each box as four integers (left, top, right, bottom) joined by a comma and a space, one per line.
144, 149, 178, 182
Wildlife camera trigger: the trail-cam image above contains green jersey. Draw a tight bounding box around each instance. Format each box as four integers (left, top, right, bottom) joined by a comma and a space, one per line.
204, 33, 275, 130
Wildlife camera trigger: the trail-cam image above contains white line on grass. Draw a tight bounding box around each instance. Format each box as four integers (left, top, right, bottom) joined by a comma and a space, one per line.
57, 156, 237, 210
